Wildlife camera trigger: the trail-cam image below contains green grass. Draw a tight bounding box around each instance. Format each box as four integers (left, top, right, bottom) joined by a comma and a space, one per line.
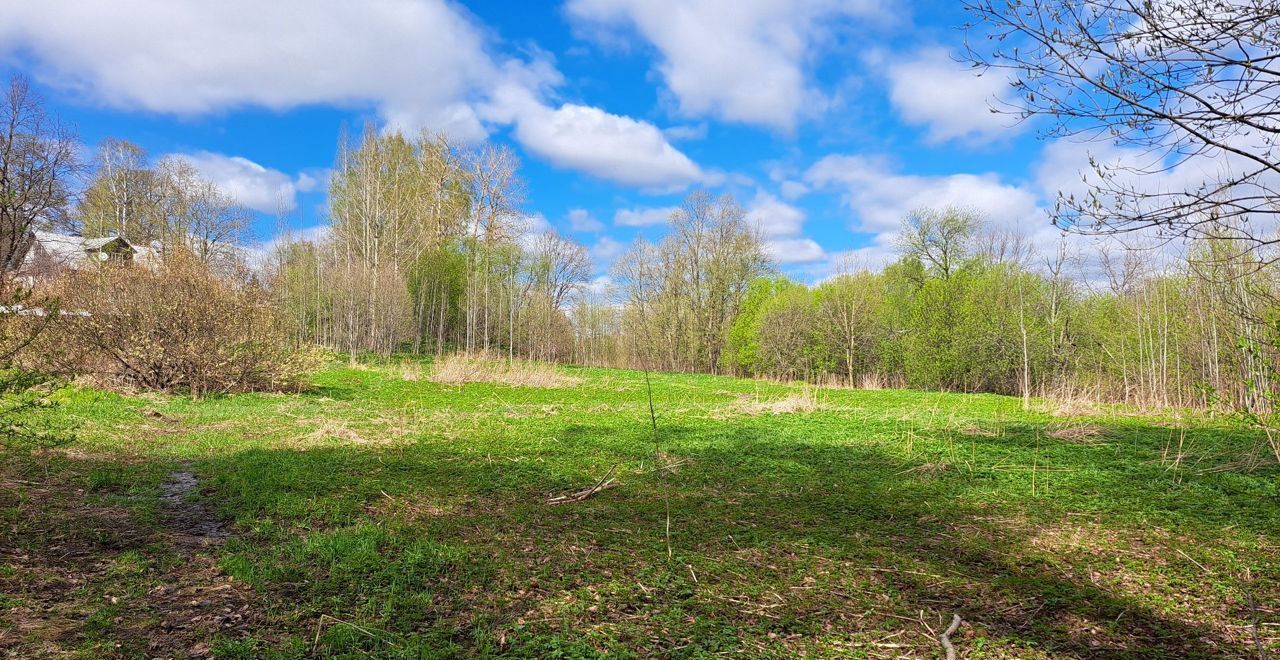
2, 360, 1278, 658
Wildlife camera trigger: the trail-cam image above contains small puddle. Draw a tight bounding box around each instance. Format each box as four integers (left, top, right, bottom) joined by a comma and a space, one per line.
161, 466, 229, 543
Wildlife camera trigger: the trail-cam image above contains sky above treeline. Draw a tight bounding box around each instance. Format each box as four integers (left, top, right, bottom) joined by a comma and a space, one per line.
0, 0, 1103, 281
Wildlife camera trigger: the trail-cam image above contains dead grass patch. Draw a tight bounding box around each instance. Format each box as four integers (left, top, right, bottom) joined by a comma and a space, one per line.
397, 360, 424, 381
365, 492, 457, 520
1046, 422, 1107, 444
304, 419, 371, 445
957, 424, 999, 438
430, 352, 581, 388
716, 385, 827, 417
896, 461, 951, 480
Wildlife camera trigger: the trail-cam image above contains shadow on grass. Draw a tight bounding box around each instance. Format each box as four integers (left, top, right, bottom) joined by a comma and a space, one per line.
174, 411, 1280, 657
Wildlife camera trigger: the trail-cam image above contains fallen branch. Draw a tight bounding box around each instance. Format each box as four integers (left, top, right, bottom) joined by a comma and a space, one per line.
939, 613, 961, 660
1243, 573, 1265, 660
547, 465, 618, 505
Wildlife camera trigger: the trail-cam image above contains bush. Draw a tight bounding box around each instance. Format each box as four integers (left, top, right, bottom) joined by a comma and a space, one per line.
0, 280, 74, 448
42, 251, 322, 396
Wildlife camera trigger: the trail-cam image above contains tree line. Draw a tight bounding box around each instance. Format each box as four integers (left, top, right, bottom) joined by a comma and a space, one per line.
7, 69, 1280, 424
607, 204, 1280, 416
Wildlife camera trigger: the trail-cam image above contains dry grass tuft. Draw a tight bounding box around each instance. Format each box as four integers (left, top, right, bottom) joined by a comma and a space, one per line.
305, 419, 371, 445
430, 352, 581, 388
857, 373, 884, 391
733, 386, 824, 415
897, 461, 951, 480
957, 424, 999, 437
397, 361, 424, 381
1046, 422, 1106, 444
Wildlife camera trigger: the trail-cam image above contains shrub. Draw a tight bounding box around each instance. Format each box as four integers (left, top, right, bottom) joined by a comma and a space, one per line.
42, 251, 323, 396
0, 280, 74, 448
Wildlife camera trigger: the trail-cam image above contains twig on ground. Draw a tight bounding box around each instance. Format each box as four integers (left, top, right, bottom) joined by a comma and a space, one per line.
1176, 548, 1210, 574
1243, 569, 1265, 660
939, 613, 961, 660
546, 465, 619, 505
313, 614, 399, 651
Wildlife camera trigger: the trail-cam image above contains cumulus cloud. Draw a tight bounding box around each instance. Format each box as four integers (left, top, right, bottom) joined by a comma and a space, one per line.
0, 0, 702, 187
567, 208, 604, 233
805, 154, 1042, 234
510, 103, 704, 188
745, 191, 806, 238
765, 238, 827, 264
512, 212, 554, 250
663, 123, 708, 141
780, 180, 810, 200
743, 191, 826, 264
0, 0, 508, 140
171, 151, 308, 214
246, 223, 331, 269
589, 236, 627, 271
566, 0, 890, 130
804, 153, 1049, 266
581, 274, 618, 301
886, 47, 1022, 144
614, 206, 678, 227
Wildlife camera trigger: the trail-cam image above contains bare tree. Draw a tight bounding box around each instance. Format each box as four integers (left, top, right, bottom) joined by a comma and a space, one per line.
153, 157, 250, 270
0, 75, 79, 273
963, 0, 1280, 246
897, 207, 979, 279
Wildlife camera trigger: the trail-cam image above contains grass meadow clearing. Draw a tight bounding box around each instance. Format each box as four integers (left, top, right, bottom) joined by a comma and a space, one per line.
2, 359, 1278, 658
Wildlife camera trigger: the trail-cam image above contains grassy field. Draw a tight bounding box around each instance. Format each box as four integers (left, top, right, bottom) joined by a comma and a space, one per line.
2, 359, 1278, 658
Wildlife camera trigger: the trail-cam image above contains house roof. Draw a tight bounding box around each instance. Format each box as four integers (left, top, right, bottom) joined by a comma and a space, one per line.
30, 231, 90, 265
21, 232, 146, 273
81, 236, 129, 251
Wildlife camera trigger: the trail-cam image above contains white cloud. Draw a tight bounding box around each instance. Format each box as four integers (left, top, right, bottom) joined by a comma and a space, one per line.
580, 274, 618, 303
566, 0, 890, 130
614, 206, 678, 227
171, 151, 306, 214
567, 208, 604, 233
246, 223, 331, 269
745, 191, 806, 238
780, 180, 810, 200
886, 47, 1021, 144
510, 103, 704, 188
805, 154, 1042, 234
0, 0, 509, 141
745, 191, 825, 264
765, 238, 827, 264
0, 0, 703, 188
805, 153, 1047, 266
514, 212, 554, 250
590, 236, 627, 271
663, 123, 708, 141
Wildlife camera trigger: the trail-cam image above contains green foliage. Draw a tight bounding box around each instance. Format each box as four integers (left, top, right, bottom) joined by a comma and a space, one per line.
721, 276, 796, 375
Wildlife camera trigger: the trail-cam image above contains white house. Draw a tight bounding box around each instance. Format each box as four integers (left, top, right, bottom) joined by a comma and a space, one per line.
13, 231, 163, 283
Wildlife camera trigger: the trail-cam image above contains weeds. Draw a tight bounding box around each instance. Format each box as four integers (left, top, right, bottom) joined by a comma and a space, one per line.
429, 352, 581, 388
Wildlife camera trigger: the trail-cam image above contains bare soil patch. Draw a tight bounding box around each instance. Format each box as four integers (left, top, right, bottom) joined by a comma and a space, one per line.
0, 460, 273, 658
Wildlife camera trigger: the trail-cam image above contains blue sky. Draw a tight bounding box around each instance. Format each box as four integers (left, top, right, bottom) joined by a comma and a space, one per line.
0, 0, 1090, 281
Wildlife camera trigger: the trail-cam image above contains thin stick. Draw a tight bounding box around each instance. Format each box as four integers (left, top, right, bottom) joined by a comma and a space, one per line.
938, 613, 962, 660
1243, 572, 1265, 660
547, 465, 619, 505
643, 364, 672, 559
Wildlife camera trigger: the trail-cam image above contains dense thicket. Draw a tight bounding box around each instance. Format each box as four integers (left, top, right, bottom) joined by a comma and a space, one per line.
40, 251, 321, 395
